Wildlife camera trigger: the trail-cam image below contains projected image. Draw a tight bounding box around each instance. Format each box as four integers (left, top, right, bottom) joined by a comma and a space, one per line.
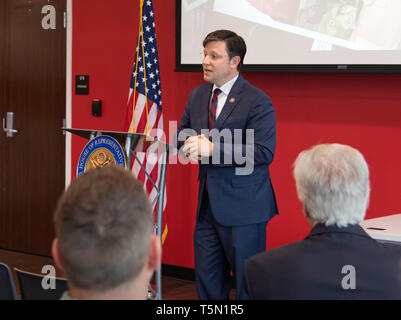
180, 0, 401, 66
215, 0, 401, 51
248, 0, 362, 43
297, 0, 359, 41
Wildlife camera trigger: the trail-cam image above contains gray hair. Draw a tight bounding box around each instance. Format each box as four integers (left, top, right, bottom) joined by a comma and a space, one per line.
293, 144, 370, 227
54, 165, 153, 291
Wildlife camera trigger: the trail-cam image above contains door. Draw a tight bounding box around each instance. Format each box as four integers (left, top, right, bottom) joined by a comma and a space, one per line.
0, 0, 66, 256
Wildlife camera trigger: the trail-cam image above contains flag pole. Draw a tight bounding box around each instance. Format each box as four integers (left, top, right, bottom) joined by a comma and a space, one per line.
140, 4, 150, 136
130, 0, 145, 133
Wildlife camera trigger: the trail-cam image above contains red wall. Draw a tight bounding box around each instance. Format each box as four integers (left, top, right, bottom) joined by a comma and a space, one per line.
72, 0, 401, 269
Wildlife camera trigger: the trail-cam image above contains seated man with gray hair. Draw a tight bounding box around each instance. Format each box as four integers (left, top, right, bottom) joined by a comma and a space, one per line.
244, 143, 401, 299
52, 165, 161, 300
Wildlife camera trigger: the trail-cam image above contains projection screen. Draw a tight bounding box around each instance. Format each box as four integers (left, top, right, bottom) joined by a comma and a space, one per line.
176, 0, 401, 73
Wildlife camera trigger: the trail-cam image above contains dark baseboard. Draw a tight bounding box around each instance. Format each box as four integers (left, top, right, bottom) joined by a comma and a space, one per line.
161, 264, 195, 282
161, 264, 236, 288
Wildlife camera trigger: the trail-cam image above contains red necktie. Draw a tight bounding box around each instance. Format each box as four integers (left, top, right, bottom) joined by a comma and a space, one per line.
208, 88, 221, 129
206, 88, 221, 192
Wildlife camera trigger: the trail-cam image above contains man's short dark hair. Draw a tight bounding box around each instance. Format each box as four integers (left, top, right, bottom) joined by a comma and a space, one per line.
54, 165, 153, 291
203, 30, 247, 71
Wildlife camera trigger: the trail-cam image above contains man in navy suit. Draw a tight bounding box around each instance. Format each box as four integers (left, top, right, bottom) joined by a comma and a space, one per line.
176, 30, 278, 299
244, 144, 401, 299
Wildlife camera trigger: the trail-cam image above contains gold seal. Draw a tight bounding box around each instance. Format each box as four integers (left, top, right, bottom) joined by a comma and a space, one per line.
77, 135, 128, 176
85, 147, 117, 171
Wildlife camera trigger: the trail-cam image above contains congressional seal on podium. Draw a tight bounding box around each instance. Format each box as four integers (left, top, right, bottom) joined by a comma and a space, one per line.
77, 135, 127, 176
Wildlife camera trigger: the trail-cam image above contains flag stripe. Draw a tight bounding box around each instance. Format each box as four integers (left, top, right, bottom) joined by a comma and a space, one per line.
126, 0, 167, 245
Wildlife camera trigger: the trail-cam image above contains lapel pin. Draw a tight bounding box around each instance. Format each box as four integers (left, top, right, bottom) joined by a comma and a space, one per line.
229, 98, 235, 103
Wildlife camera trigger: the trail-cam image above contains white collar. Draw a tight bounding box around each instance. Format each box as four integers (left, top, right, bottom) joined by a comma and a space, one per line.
212, 74, 239, 96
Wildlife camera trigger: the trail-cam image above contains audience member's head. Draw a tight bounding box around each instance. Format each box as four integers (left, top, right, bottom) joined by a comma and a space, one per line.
52, 165, 160, 300
293, 143, 370, 228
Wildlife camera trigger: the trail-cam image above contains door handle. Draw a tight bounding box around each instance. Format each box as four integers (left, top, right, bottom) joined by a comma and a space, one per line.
2, 112, 19, 137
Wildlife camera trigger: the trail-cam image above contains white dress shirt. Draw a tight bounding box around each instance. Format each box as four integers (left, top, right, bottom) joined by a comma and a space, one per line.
211, 74, 239, 119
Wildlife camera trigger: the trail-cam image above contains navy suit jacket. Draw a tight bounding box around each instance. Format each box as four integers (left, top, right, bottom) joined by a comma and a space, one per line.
244, 224, 401, 299
176, 75, 278, 226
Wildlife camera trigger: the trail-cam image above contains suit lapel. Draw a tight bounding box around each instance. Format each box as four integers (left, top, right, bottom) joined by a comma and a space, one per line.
200, 84, 213, 131
214, 75, 245, 130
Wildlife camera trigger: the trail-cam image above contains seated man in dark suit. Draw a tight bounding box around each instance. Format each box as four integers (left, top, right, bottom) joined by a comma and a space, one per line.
244, 143, 401, 299
51, 165, 161, 300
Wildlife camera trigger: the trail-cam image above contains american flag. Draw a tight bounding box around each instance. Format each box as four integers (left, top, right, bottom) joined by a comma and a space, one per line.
125, 0, 167, 243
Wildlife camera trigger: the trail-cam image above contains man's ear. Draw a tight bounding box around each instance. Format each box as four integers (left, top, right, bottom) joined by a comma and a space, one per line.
303, 205, 309, 218
303, 206, 316, 227
51, 238, 64, 273
147, 235, 161, 271
230, 56, 240, 70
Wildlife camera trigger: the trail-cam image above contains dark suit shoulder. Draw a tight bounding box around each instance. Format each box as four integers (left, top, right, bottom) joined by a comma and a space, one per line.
240, 78, 271, 101
245, 229, 401, 300
374, 240, 401, 255
244, 240, 307, 299
246, 239, 306, 270
189, 82, 212, 98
